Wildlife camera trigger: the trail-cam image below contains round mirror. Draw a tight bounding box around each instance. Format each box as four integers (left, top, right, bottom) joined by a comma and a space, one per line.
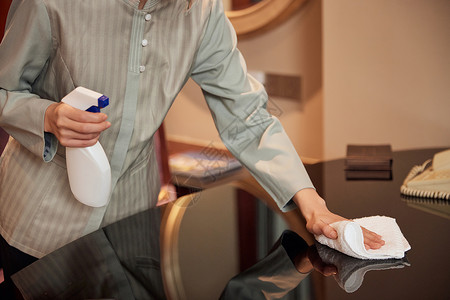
225, 0, 308, 37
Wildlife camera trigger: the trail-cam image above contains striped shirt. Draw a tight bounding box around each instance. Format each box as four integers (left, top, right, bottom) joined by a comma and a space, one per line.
0, 0, 314, 258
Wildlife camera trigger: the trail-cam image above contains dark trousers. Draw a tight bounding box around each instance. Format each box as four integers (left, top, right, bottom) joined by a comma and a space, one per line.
0, 234, 37, 299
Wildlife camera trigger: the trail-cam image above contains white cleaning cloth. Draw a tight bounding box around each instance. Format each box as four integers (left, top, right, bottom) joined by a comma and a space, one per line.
315, 216, 410, 260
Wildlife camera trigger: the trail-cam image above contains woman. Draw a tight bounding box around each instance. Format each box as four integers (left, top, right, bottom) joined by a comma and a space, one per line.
0, 0, 383, 297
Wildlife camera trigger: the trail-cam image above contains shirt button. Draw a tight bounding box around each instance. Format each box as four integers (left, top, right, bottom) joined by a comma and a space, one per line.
145, 14, 152, 21
141, 39, 148, 47
139, 65, 146, 73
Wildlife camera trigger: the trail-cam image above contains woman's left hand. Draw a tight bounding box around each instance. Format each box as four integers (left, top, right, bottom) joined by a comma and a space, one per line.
293, 188, 385, 250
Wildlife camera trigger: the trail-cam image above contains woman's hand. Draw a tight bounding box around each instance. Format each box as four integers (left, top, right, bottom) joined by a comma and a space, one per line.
293, 188, 385, 250
44, 102, 111, 147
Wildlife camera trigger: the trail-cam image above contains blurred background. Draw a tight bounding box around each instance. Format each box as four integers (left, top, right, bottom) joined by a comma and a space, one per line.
164, 0, 450, 161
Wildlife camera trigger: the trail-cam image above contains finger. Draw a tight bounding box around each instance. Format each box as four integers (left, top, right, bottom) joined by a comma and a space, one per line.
60, 139, 98, 148
69, 111, 109, 124
310, 220, 338, 239
57, 103, 109, 124
70, 120, 111, 135
55, 129, 101, 147
54, 105, 110, 132
363, 227, 383, 239
322, 223, 338, 239
365, 239, 386, 250
57, 128, 101, 141
56, 117, 111, 135
365, 241, 385, 250
60, 138, 101, 148
362, 227, 385, 250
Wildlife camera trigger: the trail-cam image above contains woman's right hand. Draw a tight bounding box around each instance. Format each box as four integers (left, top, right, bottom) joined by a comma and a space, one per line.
44, 102, 111, 147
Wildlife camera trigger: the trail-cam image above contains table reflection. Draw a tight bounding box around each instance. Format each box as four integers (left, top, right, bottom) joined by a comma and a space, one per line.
167, 184, 300, 300
400, 196, 450, 220
221, 230, 410, 299
220, 230, 311, 299
12, 208, 165, 300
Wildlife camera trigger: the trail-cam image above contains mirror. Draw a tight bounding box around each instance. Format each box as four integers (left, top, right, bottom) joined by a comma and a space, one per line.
225, 0, 308, 37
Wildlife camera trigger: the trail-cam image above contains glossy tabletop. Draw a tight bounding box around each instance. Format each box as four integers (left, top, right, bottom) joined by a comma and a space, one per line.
167, 148, 449, 300
11, 148, 449, 300
303, 148, 449, 300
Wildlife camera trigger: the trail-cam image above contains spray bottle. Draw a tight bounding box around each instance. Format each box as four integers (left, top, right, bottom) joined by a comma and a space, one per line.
61, 87, 111, 207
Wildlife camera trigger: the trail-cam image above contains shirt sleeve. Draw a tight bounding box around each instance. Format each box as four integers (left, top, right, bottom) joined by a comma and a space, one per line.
0, 0, 58, 161
190, 0, 314, 211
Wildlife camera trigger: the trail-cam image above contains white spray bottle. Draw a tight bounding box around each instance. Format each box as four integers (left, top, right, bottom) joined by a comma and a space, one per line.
61, 87, 111, 207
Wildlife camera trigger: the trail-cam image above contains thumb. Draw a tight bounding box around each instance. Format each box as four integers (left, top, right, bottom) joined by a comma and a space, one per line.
309, 219, 338, 239
323, 223, 338, 239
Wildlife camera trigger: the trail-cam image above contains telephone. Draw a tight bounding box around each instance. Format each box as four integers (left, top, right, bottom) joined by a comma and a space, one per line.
401, 149, 450, 200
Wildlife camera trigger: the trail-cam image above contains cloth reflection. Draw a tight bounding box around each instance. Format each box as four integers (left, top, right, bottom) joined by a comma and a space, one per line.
220, 230, 410, 299
11, 208, 165, 300
316, 243, 410, 293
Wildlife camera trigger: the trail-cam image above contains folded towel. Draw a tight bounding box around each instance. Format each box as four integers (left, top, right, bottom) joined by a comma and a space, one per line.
315, 216, 410, 260
316, 243, 410, 293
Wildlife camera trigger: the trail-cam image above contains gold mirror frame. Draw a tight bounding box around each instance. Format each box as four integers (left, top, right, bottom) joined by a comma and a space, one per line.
226, 0, 308, 38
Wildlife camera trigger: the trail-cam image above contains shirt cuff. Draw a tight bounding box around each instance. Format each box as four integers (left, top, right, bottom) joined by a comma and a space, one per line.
43, 132, 58, 162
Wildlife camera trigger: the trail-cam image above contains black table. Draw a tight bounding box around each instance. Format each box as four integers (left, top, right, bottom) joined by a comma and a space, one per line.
11, 148, 449, 300
163, 148, 449, 300
304, 148, 449, 300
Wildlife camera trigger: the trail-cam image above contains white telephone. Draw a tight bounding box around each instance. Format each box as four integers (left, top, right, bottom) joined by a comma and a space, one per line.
401, 149, 450, 200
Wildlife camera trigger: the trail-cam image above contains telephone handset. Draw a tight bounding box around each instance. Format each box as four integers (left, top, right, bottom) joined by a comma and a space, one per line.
401, 149, 450, 200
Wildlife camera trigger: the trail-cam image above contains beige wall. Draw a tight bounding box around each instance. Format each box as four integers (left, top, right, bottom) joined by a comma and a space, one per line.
165, 0, 450, 161
323, 0, 450, 159
165, 0, 324, 161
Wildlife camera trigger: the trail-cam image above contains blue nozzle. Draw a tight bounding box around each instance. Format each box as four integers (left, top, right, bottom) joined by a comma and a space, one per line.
86, 95, 109, 113
86, 106, 101, 113
98, 95, 109, 108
